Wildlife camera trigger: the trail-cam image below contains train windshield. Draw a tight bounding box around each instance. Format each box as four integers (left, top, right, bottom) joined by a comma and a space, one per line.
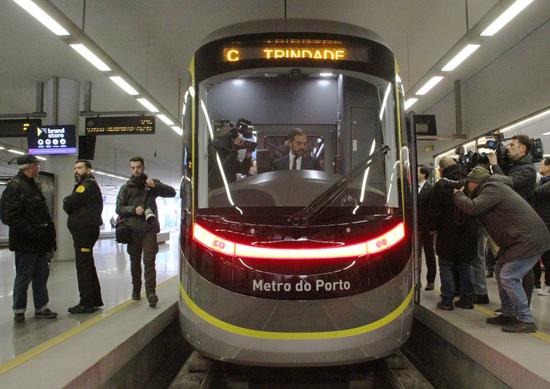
196, 69, 402, 221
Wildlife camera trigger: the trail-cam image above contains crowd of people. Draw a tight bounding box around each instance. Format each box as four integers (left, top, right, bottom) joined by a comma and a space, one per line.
0, 155, 175, 323
418, 135, 550, 333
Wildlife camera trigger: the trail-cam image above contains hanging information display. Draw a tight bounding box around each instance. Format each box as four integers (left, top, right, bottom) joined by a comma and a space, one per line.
28, 125, 77, 155
85, 116, 155, 135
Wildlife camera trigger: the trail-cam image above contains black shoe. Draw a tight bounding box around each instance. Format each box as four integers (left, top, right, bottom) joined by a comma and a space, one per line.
35, 308, 58, 319
14, 313, 25, 323
473, 294, 490, 304
131, 293, 141, 301
68, 304, 98, 314
455, 299, 474, 309
424, 283, 434, 291
147, 293, 158, 307
502, 321, 537, 333
486, 315, 518, 325
494, 307, 502, 314
437, 301, 454, 311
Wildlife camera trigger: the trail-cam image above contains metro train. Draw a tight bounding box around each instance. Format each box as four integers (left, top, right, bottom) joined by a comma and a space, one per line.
178, 19, 417, 366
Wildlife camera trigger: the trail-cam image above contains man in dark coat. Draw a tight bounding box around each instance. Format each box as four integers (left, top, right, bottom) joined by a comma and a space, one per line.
428, 156, 477, 310
0, 155, 57, 323
272, 128, 321, 171
417, 165, 436, 290
63, 160, 104, 314
116, 156, 176, 307
534, 157, 550, 295
453, 167, 550, 333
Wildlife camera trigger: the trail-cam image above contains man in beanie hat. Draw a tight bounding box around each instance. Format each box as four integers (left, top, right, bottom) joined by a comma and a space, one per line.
453, 167, 550, 333
0, 154, 57, 323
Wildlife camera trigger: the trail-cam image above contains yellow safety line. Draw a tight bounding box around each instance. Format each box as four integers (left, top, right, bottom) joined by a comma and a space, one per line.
474, 304, 550, 343
0, 276, 176, 375
180, 282, 414, 340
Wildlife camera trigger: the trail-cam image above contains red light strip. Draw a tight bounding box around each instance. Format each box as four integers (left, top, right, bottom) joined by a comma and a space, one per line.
193, 222, 405, 260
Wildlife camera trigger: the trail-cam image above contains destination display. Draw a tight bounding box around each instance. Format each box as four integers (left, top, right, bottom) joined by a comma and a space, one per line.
28, 125, 77, 155
85, 115, 155, 135
0, 119, 41, 138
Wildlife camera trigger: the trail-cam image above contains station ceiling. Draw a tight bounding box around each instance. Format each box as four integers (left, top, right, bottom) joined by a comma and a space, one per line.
0, 0, 548, 184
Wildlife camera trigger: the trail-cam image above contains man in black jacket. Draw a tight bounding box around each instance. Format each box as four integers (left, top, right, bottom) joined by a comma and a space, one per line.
429, 156, 477, 310
63, 160, 104, 314
0, 155, 57, 323
534, 157, 550, 295
116, 156, 176, 307
417, 165, 436, 290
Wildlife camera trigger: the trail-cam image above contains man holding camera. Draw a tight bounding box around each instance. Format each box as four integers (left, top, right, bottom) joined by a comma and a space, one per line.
453, 167, 550, 333
63, 160, 104, 314
116, 156, 176, 307
488, 134, 537, 305
273, 128, 321, 171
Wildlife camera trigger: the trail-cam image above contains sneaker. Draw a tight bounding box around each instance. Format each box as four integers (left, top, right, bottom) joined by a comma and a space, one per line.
147, 293, 158, 307
455, 299, 474, 309
14, 313, 25, 323
437, 301, 454, 311
424, 283, 434, 291
473, 294, 490, 304
35, 308, 58, 319
502, 321, 537, 333
486, 315, 518, 325
494, 307, 502, 314
537, 287, 550, 296
68, 304, 98, 314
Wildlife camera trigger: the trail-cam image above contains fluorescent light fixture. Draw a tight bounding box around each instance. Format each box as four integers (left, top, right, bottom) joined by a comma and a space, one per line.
36, 156, 47, 161
416, 76, 444, 95
70, 43, 111, 71
171, 126, 183, 136
379, 84, 392, 121
501, 108, 550, 133
543, 131, 550, 136
8, 149, 25, 155
404, 98, 418, 110
320, 72, 333, 77
109, 76, 139, 95
442, 44, 481, 71
157, 114, 174, 126
0, 146, 5, 150
137, 98, 159, 113
13, 0, 70, 36
481, 0, 534, 36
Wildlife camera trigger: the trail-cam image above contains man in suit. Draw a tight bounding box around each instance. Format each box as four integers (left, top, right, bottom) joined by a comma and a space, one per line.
272, 128, 321, 171
418, 165, 436, 291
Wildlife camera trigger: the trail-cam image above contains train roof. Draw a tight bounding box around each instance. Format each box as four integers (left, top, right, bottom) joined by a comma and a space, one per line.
201, 19, 391, 51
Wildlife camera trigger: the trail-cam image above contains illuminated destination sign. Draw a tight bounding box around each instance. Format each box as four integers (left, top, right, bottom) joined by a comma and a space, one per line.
85, 116, 155, 135
224, 46, 347, 62
0, 119, 41, 138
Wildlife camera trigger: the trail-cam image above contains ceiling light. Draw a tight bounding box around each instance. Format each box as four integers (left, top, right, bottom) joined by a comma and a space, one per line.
171, 126, 184, 136
543, 131, 550, 136
109, 76, 139, 95
320, 72, 333, 77
0, 146, 5, 150
157, 114, 174, 126
501, 108, 550, 133
137, 98, 159, 113
481, 0, 534, 36
442, 44, 481, 71
232, 79, 244, 86
13, 0, 70, 36
404, 98, 418, 110
70, 43, 111, 71
8, 149, 25, 155
415, 76, 444, 95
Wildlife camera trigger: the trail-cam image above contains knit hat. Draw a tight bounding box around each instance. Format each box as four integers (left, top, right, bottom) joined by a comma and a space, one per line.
466, 166, 490, 183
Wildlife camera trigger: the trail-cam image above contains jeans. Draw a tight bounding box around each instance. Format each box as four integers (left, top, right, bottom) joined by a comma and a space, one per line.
13, 251, 50, 313
471, 225, 488, 295
495, 255, 539, 323
439, 257, 473, 304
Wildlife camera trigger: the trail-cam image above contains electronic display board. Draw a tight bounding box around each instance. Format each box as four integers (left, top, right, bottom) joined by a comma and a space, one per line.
28, 125, 77, 155
85, 116, 155, 135
0, 119, 41, 138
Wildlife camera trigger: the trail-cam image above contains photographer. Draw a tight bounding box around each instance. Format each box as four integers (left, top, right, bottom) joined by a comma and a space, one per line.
488, 134, 537, 305
208, 120, 253, 190
453, 167, 550, 333
116, 156, 176, 307
428, 156, 477, 310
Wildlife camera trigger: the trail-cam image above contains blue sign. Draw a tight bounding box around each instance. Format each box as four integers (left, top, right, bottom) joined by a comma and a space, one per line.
28, 125, 77, 155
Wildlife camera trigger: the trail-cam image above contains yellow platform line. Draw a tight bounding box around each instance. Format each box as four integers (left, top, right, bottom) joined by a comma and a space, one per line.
0, 276, 176, 375
474, 304, 550, 343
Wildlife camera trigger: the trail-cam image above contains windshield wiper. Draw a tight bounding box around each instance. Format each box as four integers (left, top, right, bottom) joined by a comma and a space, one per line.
288, 145, 391, 226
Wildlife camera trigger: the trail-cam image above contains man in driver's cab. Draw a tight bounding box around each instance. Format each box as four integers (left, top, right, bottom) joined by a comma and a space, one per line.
273, 128, 321, 171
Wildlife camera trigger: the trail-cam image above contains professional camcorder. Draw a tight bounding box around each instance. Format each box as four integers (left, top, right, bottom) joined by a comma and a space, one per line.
213, 118, 257, 151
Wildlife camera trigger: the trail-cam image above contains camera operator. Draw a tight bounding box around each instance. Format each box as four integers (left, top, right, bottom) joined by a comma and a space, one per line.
453, 167, 550, 333
428, 156, 477, 310
208, 121, 253, 190
487, 134, 537, 305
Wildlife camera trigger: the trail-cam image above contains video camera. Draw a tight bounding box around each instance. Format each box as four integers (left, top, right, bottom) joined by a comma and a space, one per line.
213, 118, 257, 152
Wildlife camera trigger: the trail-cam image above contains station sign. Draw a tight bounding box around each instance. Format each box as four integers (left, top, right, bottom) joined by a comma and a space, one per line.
28, 125, 77, 155
0, 119, 41, 138
85, 116, 155, 135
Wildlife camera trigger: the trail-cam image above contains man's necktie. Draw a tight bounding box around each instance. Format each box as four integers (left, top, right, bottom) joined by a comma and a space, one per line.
292, 156, 297, 170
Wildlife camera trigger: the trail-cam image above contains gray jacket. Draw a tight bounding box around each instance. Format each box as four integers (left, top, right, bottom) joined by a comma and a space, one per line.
453, 175, 550, 264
